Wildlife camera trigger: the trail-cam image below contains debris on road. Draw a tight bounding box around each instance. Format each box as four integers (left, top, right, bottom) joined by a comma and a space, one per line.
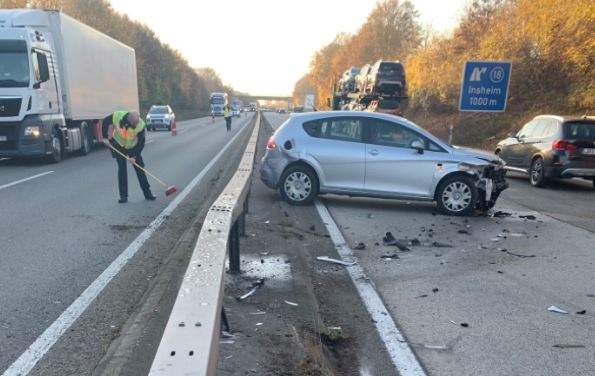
432, 241, 453, 248
547, 305, 569, 314
249, 311, 266, 315
316, 256, 356, 266
500, 249, 536, 258
284, 300, 299, 307
432, 288, 439, 293
458, 229, 470, 234
519, 215, 537, 220
380, 254, 399, 259
309, 225, 316, 231
382, 232, 410, 251
353, 242, 366, 250
415, 294, 428, 299
367, 213, 374, 219
576, 310, 587, 315
449, 320, 469, 328
237, 279, 265, 301
553, 344, 585, 349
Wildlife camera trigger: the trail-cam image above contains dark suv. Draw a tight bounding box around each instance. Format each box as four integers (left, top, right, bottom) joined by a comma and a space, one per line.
365, 60, 406, 97
495, 115, 595, 187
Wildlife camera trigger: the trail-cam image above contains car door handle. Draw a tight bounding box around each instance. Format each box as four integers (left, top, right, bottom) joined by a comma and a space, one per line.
368, 149, 379, 156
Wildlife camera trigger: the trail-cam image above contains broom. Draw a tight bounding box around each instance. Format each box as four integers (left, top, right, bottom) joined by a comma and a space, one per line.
105, 141, 177, 196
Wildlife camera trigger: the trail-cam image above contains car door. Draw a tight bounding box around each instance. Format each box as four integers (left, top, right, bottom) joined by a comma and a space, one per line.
305, 116, 366, 191
502, 119, 538, 167
364, 118, 446, 198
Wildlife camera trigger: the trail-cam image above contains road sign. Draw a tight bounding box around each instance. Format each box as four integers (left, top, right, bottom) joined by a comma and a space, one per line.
459, 60, 511, 112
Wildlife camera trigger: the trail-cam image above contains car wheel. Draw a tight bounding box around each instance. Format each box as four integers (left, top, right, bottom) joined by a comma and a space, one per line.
279, 165, 319, 205
47, 128, 62, 163
436, 174, 477, 216
529, 157, 547, 187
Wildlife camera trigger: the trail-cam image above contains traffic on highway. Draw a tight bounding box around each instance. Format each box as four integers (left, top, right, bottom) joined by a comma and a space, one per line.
1, 2, 593, 376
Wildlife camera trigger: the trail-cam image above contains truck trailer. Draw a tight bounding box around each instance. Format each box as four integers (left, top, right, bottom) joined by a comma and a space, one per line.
0, 9, 139, 162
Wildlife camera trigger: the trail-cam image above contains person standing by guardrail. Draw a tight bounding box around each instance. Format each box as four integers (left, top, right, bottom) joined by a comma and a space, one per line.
102, 110, 156, 203
223, 104, 232, 132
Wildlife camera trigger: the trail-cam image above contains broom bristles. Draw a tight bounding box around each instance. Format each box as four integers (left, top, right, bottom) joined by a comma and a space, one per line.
165, 186, 178, 196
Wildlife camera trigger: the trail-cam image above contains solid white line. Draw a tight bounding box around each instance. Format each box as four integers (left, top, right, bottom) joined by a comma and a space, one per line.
2, 123, 252, 376
314, 200, 427, 376
0, 171, 54, 191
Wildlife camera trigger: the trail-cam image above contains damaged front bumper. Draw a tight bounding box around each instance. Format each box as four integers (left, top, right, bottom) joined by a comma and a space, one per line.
475, 166, 508, 212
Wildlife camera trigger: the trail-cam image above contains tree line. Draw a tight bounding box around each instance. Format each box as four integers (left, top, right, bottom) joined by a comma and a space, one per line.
0, 0, 232, 118
299, 0, 594, 143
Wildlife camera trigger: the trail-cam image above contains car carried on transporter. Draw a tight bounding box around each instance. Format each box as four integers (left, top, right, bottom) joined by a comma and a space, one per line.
260, 111, 508, 216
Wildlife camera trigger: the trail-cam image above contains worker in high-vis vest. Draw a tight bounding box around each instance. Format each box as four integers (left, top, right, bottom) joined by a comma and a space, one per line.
102, 111, 156, 203
223, 104, 232, 132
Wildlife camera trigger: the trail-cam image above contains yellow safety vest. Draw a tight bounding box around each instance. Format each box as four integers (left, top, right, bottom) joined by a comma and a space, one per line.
111, 111, 145, 150
223, 107, 232, 118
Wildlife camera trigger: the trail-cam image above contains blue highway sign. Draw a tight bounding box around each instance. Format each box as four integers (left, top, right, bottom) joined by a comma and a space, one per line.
459, 60, 512, 112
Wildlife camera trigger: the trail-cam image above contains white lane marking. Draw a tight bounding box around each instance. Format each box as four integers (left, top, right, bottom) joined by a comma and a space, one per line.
145, 139, 155, 144
0, 171, 54, 191
0, 157, 10, 161
2, 122, 252, 376
315, 200, 427, 376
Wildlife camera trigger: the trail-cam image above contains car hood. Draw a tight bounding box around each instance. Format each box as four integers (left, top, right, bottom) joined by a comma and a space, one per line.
452, 145, 502, 165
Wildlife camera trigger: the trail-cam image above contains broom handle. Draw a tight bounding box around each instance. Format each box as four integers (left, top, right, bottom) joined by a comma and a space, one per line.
105, 140, 168, 188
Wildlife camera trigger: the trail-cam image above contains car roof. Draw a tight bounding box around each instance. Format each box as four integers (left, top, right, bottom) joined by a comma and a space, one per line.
534, 114, 595, 123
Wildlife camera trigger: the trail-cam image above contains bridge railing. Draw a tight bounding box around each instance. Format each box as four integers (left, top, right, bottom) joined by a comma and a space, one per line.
148, 112, 261, 375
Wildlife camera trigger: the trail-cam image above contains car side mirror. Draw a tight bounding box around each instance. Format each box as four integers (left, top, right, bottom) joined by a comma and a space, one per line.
410, 140, 424, 154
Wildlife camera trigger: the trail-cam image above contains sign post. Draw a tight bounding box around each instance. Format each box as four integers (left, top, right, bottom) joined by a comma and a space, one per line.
459, 60, 512, 112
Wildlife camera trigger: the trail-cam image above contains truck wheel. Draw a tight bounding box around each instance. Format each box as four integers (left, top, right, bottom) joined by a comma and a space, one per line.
47, 129, 62, 163
79, 122, 91, 156
279, 165, 319, 205
436, 174, 477, 216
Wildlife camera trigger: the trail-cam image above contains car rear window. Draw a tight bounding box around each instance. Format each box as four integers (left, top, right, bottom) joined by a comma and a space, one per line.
563, 121, 595, 140
303, 118, 363, 142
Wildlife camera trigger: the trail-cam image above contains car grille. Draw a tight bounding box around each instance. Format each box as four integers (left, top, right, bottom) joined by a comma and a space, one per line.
0, 98, 22, 117
0, 122, 18, 150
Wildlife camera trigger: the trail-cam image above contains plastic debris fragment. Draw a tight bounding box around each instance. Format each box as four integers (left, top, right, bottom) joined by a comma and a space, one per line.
548, 305, 568, 314
316, 256, 356, 266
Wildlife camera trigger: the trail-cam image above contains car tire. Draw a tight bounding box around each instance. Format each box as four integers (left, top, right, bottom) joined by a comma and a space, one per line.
79, 122, 91, 156
529, 157, 547, 187
436, 174, 477, 216
279, 165, 319, 206
47, 128, 62, 163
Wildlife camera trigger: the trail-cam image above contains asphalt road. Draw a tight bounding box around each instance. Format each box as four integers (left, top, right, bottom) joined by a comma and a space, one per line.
0, 113, 255, 375
263, 112, 595, 376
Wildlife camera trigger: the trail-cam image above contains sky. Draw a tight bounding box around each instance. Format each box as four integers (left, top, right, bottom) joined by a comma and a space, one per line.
108, 0, 468, 97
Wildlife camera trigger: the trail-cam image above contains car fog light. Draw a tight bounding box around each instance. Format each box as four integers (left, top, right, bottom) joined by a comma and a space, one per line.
24, 126, 41, 137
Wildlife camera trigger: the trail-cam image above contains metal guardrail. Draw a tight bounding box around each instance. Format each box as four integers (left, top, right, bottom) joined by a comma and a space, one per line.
149, 113, 261, 375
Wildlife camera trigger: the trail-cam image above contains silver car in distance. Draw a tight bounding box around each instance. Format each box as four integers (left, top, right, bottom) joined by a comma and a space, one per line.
260, 111, 508, 216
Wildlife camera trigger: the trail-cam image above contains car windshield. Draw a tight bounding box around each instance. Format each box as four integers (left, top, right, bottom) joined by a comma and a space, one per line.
0, 40, 30, 88
149, 107, 168, 114
563, 121, 595, 140
379, 63, 404, 78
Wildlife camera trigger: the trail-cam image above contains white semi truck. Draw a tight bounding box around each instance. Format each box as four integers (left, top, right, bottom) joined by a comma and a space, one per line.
0, 9, 139, 162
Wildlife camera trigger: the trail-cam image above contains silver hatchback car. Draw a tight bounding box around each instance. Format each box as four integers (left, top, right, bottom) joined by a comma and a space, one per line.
260, 111, 508, 216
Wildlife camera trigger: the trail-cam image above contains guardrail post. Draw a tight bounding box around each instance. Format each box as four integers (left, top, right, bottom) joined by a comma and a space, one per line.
229, 220, 241, 273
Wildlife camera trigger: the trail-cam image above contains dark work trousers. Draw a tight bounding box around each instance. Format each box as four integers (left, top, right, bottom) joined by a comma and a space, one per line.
225, 116, 232, 131
115, 153, 151, 199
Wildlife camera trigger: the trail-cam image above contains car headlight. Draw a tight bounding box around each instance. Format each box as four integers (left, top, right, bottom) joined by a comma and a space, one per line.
24, 126, 41, 137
